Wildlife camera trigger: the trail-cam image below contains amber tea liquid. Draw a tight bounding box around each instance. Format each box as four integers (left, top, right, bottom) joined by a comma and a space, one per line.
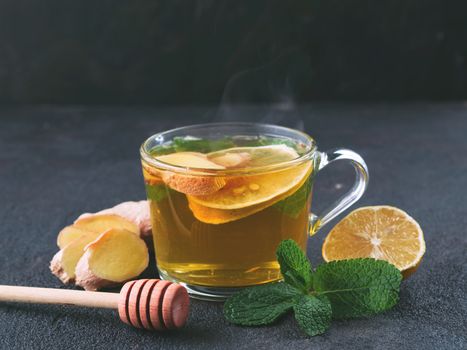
142, 136, 313, 288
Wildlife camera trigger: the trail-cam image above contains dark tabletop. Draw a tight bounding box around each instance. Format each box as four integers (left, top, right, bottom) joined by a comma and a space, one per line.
0, 104, 466, 350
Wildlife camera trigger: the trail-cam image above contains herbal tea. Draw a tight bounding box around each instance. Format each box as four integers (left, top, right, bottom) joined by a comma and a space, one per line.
142, 136, 314, 288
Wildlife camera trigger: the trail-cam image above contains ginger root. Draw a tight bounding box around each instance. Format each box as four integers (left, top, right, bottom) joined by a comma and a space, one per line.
76, 200, 152, 239
51, 203, 152, 289
57, 225, 91, 249
50, 232, 101, 283
75, 228, 149, 291
74, 214, 140, 236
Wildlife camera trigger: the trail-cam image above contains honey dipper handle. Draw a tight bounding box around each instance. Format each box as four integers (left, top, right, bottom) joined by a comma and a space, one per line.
0, 285, 120, 309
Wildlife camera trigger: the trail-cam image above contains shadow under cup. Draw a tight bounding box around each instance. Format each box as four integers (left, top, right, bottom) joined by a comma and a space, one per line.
140, 123, 368, 300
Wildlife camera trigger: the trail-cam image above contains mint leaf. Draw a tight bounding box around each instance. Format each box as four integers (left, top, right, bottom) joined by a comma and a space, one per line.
273, 177, 312, 218
276, 239, 313, 292
145, 183, 170, 202
150, 137, 236, 156
237, 137, 298, 150
173, 137, 235, 153
313, 259, 402, 319
293, 294, 332, 336
259, 138, 297, 148
151, 136, 301, 155
224, 282, 301, 326
150, 144, 176, 156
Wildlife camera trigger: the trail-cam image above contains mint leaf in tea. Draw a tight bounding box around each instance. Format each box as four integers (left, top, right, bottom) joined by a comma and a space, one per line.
273, 178, 312, 219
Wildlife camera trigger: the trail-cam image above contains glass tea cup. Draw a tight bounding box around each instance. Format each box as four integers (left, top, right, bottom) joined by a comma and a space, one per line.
140, 123, 368, 300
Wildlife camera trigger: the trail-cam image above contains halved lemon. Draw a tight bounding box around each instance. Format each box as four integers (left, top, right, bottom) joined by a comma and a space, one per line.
322, 206, 425, 278
188, 161, 312, 210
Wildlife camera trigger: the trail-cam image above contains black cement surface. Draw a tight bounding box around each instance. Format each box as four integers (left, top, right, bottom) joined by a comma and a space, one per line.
0, 104, 465, 349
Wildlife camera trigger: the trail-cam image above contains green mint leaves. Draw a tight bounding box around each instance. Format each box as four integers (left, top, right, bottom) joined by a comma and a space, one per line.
145, 183, 171, 202
273, 178, 312, 218
224, 239, 402, 337
150, 136, 301, 156
150, 137, 236, 155
276, 239, 313, 292
170, 137, 236, 153
313, 259, 402, 319
293, 294, 332, 336
224, 283, 301, 326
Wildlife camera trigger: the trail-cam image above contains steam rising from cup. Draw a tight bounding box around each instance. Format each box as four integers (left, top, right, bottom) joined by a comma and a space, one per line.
213, 48, 313, 130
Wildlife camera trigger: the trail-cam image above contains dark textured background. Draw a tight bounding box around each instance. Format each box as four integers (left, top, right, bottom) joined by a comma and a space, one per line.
0, 104, 465, 349
1, 0, 466, 105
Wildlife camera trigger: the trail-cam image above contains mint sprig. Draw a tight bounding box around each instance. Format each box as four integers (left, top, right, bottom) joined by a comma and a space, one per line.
223, 239, 402, 337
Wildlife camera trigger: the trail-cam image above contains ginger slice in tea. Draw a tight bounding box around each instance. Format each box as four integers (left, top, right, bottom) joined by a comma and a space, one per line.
152, 152, 227, 196
208, 144, 299, 168
208, 151, 251, 168
157, 152, 225, 169
162, 173, 227, 196
148, 145, 303, 197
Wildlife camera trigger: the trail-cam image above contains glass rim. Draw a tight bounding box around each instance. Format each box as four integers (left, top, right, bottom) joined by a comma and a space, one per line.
140, 122, 317, 176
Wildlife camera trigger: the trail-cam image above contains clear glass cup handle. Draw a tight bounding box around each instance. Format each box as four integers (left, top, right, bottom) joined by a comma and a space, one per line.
309, 148, 369, 235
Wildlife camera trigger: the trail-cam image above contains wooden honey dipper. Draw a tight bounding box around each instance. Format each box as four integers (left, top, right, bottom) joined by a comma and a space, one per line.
0, 279, 189, 331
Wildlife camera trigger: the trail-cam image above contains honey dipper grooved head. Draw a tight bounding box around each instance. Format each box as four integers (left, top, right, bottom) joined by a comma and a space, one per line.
118, 279, 190, 330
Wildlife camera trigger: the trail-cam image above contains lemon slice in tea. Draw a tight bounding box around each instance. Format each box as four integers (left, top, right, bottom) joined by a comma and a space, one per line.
188, 160, 312, 210
322, 206, 426, 277
187, 168, 310, 224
